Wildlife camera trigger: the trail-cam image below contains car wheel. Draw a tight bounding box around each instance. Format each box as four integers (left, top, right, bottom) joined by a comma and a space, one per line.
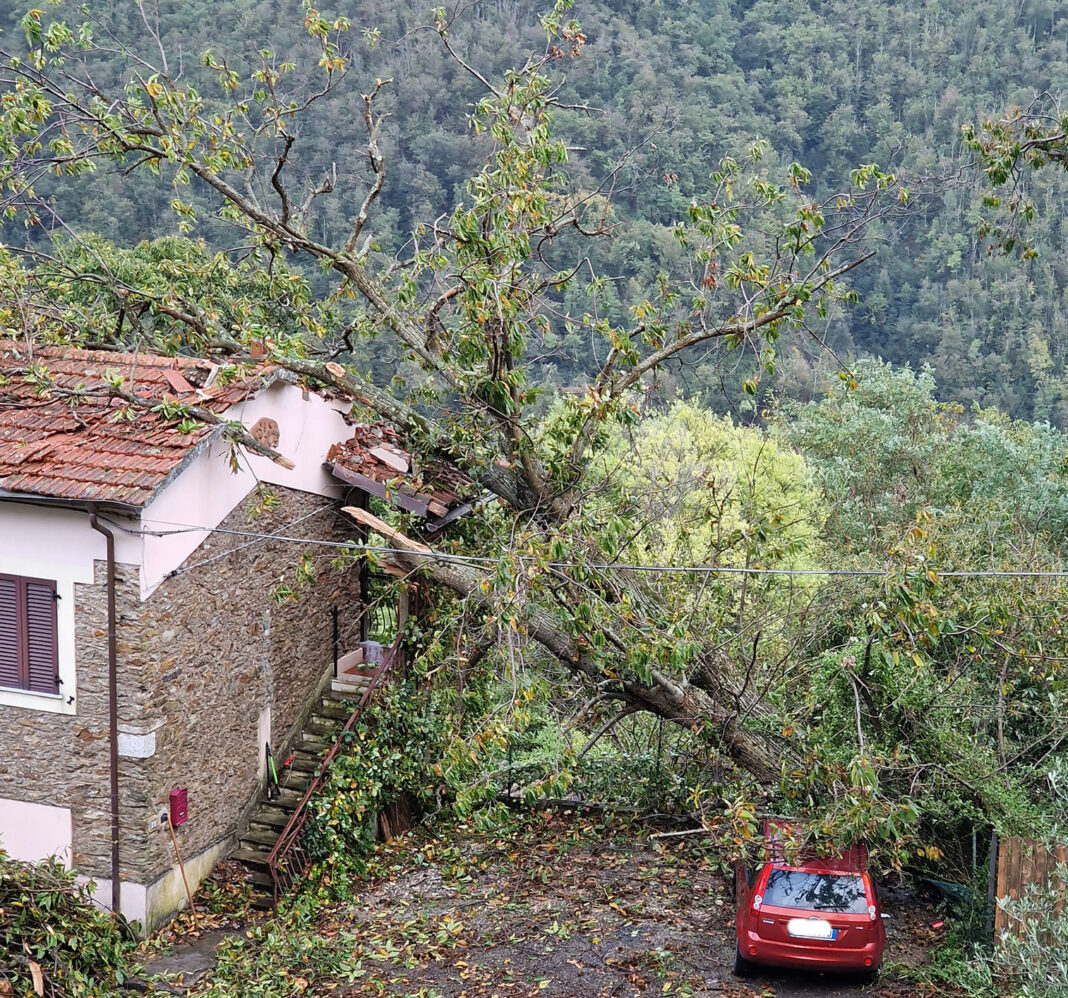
732, 944, 754, 978
857, 968, 879, 986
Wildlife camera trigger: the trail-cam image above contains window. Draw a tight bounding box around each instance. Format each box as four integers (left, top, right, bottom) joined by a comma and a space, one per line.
762, 871, 869, 914
0, 574, 59, 695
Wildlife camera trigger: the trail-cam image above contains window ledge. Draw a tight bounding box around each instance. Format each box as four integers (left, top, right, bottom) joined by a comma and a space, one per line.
0, 686, 74, 715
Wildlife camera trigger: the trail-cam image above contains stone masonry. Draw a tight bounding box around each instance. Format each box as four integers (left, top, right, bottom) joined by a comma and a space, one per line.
0, 487, 362, 891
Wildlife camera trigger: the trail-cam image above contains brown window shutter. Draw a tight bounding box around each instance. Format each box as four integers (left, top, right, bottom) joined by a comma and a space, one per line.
0, 576, 19, 689
25, 579, 58, 695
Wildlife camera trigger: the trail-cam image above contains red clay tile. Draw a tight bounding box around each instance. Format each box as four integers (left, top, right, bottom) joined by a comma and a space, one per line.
328, 422, 474, 519
0, 342, 273, 506
162, 369, 195, 394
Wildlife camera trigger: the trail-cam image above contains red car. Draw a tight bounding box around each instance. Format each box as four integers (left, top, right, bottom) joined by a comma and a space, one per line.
733, 821, 885, 978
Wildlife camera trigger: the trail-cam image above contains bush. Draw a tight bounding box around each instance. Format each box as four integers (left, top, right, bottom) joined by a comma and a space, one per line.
0, 851, 129, 996
302, 678, 445, 883
994, 861, 1068, 998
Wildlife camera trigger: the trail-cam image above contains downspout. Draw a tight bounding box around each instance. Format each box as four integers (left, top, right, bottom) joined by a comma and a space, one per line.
88, 508, 121, 917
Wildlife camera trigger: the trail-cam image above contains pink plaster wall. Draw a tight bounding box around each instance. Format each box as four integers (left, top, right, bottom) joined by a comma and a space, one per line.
0, 501, 136, 574
230, 380, 353, 496
138, 381, 353, 598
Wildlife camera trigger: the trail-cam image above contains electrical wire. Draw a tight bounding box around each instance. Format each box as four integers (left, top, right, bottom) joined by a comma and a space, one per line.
160, 502, 337, 580
117, 516, 504, 567
102, 512, 1068, 580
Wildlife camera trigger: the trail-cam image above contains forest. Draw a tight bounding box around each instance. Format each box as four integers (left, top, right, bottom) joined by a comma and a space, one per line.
2, 0, 1068, 418
4, 0, 1068, 995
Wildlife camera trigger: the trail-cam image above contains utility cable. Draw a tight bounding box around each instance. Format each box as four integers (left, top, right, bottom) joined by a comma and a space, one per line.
106, 515, 1068, 580
160, 502, 337, 580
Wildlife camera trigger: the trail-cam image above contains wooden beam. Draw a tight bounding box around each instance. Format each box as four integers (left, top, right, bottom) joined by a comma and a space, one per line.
341, 506, 433, 554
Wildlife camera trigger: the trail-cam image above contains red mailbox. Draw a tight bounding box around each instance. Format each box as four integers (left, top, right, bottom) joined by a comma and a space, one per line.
169, 787, 188, 827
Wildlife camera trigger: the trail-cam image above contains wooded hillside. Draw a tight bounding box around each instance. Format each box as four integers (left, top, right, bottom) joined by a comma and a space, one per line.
6, 4, 1068, 992
4, 0, 1068, 420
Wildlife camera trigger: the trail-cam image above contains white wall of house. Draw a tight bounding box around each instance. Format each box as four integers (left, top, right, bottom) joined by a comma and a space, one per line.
88, 832, 232, 936
0, 797, 71, 863
231, 380, 354, 497
136, 432, 259, 599
138, 380, 353, 598
0, 502, 139, 715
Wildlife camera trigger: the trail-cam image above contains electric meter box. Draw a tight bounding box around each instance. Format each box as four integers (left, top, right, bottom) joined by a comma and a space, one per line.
169, 787, 188, 827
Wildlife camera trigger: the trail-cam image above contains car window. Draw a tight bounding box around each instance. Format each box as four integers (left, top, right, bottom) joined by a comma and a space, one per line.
762, 870, 868, 913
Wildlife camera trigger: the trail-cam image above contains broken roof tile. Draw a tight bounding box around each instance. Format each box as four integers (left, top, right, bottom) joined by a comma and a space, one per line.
0, 342, 273, 506
161, 369, 195, 394
327, 422, 476, 523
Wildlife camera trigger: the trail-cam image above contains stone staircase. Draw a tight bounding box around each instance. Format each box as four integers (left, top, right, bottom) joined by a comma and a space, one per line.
232, 670, 372, 905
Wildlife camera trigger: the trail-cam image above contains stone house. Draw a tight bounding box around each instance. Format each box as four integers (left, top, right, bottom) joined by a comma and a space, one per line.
0, 342, 370, 932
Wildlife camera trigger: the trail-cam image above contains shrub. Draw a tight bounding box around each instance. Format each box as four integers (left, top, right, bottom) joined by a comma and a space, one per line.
0, 851, 129, 996
302, 678, 446, 884
994, 861, 1068, 998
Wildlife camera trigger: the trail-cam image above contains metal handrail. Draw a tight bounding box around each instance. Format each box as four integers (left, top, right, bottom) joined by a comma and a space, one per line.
265, 634, 403, 904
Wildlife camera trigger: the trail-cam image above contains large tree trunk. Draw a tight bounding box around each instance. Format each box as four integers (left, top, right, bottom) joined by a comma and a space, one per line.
344, 507, 783, 783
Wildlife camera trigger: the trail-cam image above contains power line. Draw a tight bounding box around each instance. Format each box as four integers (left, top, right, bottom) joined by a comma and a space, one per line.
105, 514, 1068, 580
119, 516, 504, 567
161, 503, 337, 580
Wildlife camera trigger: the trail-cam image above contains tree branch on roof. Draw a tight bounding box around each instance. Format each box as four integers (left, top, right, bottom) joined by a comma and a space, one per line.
19, 369, 296, 470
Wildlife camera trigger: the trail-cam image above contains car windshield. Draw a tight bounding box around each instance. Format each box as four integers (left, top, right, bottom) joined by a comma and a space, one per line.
762, 870, 869, 914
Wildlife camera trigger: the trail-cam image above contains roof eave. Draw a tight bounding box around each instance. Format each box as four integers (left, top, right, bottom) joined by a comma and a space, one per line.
0, 488, 143, 516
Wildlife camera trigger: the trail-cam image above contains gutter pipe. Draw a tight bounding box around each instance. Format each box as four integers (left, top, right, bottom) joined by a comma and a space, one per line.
88, 506, 121, 917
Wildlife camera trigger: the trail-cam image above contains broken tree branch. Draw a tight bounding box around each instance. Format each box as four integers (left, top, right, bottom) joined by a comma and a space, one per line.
27, 372, 296, 470
338, 504, 782, 782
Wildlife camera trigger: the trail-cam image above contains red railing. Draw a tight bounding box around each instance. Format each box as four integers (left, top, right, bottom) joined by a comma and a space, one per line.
265, 634, 403, 904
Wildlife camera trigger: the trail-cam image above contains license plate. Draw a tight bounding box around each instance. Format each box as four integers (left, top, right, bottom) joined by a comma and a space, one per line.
787, 917, 836, 940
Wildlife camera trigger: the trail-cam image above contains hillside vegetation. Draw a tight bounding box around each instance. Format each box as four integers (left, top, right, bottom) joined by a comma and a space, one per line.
6, 3, 1068, 993
4, 0, 1068, 418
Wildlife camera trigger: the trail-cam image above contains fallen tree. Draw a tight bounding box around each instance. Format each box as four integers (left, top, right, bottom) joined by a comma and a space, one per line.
0, 850, 128, 997
6, 0, 1010, 852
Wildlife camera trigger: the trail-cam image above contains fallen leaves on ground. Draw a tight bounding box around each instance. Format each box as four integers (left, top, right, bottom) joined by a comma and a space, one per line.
152, 812, 965, 998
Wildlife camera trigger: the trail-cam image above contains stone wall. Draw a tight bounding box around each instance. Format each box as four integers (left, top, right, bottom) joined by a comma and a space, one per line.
0, 486, 362, 897
0, 566, 112, 874
118, 488, 362, 884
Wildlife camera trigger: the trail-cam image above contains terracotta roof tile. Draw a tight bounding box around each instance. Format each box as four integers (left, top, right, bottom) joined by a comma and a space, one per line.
326, 422, 476, 522
0, 342, 271, 506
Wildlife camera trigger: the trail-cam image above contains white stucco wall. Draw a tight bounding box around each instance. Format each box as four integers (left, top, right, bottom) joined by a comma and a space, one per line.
0, 503, 139, 714
88, 833, 232, 936
230, 380, 354, 496
136, 432, 259, 598
0, 797, 72, 863
137, 380, 353, 598
86, 877, 148, 930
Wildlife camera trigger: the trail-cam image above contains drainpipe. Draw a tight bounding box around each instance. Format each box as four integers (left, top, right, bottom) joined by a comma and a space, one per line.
88, 508, 121, 917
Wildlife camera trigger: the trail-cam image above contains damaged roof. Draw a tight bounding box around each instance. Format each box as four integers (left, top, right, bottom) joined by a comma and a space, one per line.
327, 422, 476, 528
0, 342, 269, 507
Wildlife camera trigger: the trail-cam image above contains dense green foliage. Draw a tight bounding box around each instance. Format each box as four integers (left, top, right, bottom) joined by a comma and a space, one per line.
602, 400, 824, 568
0, 235, 334, 355
4, 10, 1068, 984
4, 0, 1068, 420
993, 859, 1068, 997
420, 363, 1068, 866
783, 360, 1068, 559
304, 677, 447, 884
0, 852, 130, 996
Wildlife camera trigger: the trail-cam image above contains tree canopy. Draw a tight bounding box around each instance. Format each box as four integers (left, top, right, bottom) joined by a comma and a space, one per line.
4, 0, 1068, 420
2, 0, 1068, 870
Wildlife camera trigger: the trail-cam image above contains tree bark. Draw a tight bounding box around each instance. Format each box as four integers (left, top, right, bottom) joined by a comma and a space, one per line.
344, 507, 782, 782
